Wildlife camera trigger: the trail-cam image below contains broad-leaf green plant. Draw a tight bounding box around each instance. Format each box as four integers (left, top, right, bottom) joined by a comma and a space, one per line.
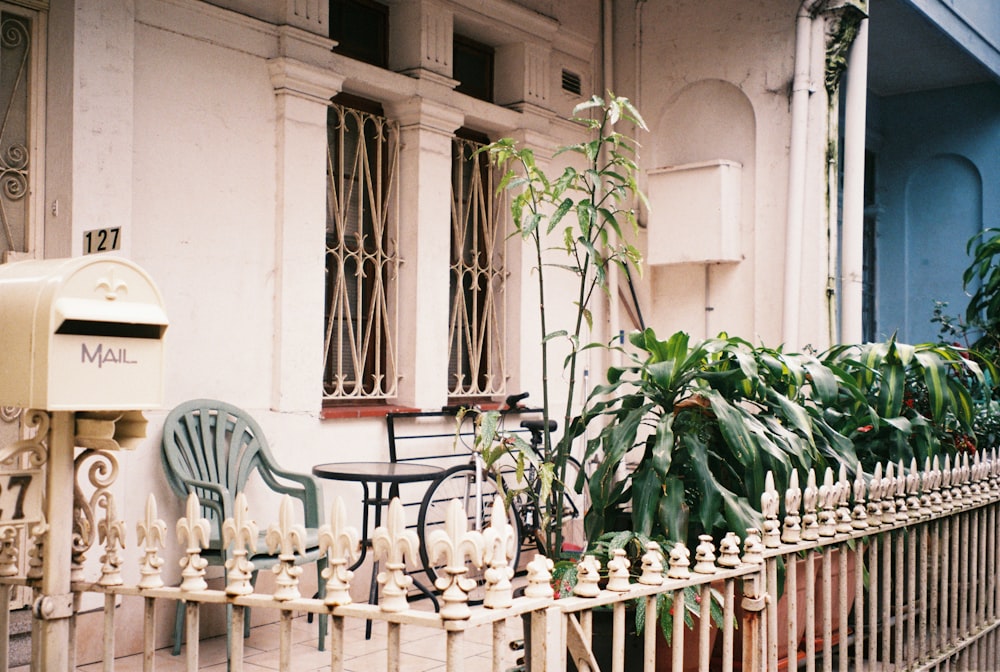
578, 328, 861, 551
822, 337, 983, 470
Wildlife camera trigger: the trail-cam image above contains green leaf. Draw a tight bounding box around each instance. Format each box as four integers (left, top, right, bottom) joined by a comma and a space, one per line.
878, 362, 905, 418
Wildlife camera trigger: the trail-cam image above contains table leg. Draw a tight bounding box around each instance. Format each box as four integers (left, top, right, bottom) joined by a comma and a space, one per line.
366, 482, 385, 640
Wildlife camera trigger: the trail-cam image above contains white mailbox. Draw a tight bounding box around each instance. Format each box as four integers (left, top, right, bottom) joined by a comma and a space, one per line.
0, 256, 168, 411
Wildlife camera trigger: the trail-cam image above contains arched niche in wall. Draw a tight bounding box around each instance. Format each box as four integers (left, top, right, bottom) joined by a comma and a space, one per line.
645, 79, 757, 340
878, 153, 983, 344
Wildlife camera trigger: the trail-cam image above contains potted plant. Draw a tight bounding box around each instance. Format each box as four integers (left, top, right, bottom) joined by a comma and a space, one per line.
569, 328, 872, 668
577, 328, 860, 549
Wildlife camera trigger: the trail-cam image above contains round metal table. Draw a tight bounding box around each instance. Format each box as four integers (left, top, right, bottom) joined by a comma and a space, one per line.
312, 460, 445, 633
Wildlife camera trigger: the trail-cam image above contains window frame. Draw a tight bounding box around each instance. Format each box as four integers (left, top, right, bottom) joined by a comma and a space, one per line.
323, 94, 400, 405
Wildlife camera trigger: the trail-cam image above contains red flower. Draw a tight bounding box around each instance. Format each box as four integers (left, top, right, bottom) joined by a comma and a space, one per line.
858, 424, 873, 433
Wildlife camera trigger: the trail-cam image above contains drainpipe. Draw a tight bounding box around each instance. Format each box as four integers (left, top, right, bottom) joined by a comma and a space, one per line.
602, 0, 619, 383
839, 17, 869, 344
782, 0, 824, 349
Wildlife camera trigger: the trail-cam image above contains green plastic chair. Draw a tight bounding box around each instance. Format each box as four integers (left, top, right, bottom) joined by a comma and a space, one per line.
160, 399, 328, 655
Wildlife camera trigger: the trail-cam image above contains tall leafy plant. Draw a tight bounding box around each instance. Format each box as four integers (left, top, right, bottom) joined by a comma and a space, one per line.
482, 94, 647, 557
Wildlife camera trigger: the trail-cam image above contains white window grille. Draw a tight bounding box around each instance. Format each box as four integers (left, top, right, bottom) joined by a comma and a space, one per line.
448, 134, 507, 399
323, 100, 400, 402
0, 9, 32, 261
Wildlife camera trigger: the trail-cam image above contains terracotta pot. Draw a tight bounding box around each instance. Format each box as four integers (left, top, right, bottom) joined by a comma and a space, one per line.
654, 613, 720, 672
714, 556, 809, 671
805, 546, 860, 652
522, 601, 719, 672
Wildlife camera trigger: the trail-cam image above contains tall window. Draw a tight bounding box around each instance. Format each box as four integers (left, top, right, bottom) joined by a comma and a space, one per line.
448, 132, 507, 399
453, 35, 493, 103
0, 9, 33, 261
329, 0, 388, 68
324, 97, 400, 402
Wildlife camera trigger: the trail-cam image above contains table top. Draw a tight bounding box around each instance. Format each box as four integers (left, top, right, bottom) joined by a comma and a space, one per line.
312, 461, 445, 484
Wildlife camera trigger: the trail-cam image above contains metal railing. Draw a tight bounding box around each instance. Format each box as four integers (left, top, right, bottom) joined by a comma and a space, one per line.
3, 450, 1000, 671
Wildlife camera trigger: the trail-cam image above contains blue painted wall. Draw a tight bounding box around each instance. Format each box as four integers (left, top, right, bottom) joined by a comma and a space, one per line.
873, 82, 1000, 344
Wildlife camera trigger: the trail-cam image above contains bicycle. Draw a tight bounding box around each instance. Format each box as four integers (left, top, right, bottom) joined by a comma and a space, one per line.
416, 393, 585, 601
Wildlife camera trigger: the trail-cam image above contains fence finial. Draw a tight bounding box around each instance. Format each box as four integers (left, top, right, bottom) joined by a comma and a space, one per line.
742, 529, 764, 565
868, 462, 884, 526
427, 498, 486, 620
223, 493, 258, 596
919, 457, 933, 517
951, 455, 964, 504
906, 458, 922, 516
693, 535, 718, 574
851, 464, 868, 530
782, 469, 802, 544
802, 469, 819, 541
639, 541, 665, 584
136, 494, 166, 590
881, 462, 898, 520
265, 495, 306, 601
606, 548, 632, 592
524, 554, 555, 598
482, 497, 516, 609
667, 542, 692, 579
818, 468, 837, 537
319, 496, 359, 606
372, 497, 419, 612
718, 532, 741, 568
176, 493, 210, 592
894, 459, 909, 522
573, 555, 602, 597
961, 453, 973, 500
761, 472, 780, 548
96, 490, 126, 587
941, 454, 954, 509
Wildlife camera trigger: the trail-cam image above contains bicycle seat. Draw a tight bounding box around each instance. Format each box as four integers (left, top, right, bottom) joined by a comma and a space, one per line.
520, 419, 558, 433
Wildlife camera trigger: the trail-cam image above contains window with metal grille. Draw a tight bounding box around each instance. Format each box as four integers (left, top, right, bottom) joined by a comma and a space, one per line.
0, 10, 32, 261
324, 96, 400, 402
448, 132, 508, 400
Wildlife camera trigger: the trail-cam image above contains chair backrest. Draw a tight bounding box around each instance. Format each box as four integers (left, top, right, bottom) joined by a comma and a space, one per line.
161, 399, 279, 536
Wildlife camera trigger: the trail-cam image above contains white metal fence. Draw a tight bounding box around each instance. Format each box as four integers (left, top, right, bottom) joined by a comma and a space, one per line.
3, 448, 1000, 671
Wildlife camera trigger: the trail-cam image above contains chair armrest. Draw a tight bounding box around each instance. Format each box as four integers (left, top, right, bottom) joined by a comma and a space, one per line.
257, 467, 324, 528
179, 478, 232, 529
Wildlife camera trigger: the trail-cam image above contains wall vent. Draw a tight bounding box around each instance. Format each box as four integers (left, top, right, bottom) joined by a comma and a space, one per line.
561, 69, 581, 95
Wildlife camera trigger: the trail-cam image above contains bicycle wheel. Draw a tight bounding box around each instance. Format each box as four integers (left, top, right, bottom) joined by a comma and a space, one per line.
417, 464, 522, 601
509, 455, 587, 555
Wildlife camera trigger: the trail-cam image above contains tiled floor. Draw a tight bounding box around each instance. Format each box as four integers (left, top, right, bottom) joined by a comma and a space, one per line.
12, 610, 526, 672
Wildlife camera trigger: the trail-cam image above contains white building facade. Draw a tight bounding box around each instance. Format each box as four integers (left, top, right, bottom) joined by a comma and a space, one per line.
0, 0, 881, 659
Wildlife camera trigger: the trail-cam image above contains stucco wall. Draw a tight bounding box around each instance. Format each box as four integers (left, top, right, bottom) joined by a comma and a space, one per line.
611, 0, 833, 350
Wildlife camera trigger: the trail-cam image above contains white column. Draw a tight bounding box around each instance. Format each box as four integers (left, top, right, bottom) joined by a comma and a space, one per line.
839, 18, 869, 344
268, 57, 344, 412
385, 98, 463, 409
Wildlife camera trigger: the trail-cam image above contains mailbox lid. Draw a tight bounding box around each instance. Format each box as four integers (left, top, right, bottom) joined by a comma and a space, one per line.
0, 256, 169, 410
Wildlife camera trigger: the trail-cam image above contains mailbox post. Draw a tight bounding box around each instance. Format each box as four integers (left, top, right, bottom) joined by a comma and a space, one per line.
0, 256, 167, 670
